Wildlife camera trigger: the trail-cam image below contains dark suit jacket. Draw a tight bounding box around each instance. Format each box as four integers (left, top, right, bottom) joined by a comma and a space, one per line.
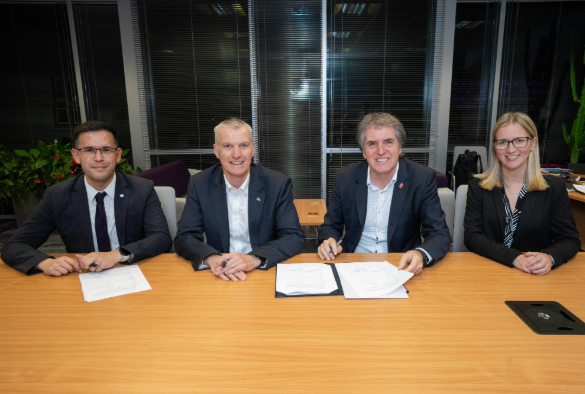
1, 171, 172, 275
174, 163, 305, 270
318, 158, 452, 262
464, 176, 580, 268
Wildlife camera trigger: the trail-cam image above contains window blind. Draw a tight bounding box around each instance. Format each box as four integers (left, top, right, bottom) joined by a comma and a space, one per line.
446, 1, 499, 173
250, 0, 323, 198
73, 2, 132, 160
135, 0, 252, 170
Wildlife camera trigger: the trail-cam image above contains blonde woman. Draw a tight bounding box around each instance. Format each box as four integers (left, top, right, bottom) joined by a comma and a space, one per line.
464, 112, 580, 274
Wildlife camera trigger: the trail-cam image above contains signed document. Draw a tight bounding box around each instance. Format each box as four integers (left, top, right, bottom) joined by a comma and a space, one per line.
79, 265, 152, 302
276, 263, 339, 296
335, 261, 413, 299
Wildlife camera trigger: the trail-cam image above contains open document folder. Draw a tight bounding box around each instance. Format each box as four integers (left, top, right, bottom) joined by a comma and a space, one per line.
276, 263, 342, 297
275, 261, 413, 299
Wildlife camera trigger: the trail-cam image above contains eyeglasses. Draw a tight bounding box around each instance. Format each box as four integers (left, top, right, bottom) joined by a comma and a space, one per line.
75, 147, 119, 156
493, 137, 534, 150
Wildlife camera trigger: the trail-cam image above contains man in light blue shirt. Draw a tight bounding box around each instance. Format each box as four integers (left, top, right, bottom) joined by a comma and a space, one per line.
317, 113, 451, 275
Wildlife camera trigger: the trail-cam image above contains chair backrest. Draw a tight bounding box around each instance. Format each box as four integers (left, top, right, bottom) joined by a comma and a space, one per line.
154, 186, 177, 252
136, 160, 191, 197
452, 146, 488, 174
175, 197, 207, 243
437, 187, 455, 238
452, 185, 469, 252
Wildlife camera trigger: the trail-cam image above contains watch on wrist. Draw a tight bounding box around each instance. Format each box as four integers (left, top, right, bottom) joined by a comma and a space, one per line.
417, 249, 430, 266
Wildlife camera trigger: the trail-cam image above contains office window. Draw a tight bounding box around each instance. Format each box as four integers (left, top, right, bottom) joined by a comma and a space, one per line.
498, 1, 585, 164
0, 2, 81, 150
327, 0, 440, 200
73, 3, 133, 161
446, 2, 499, 173
135, 0, 252, 169
251, 0, 323, 198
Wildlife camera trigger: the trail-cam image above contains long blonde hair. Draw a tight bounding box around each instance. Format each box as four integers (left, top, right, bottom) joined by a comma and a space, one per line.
475, 112, 548, 191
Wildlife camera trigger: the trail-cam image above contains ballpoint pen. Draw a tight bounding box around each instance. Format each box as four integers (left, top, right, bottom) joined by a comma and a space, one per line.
220, 261, 227, 270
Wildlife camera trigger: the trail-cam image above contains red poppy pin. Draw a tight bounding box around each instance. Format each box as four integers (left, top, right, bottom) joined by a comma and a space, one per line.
399, 183, 404, 189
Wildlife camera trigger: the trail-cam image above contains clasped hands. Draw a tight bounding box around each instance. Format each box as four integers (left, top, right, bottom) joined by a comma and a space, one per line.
512, 252, 552, 275
204, 253, 261, 282
36, 250, 125, 276
317, 237, 425, 275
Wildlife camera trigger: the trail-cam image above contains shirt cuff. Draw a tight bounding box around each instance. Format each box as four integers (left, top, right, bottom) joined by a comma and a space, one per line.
415, 248, 433, 265
549, 254, 555, 267
198, 263, 209, 270
121, 253, 133, 263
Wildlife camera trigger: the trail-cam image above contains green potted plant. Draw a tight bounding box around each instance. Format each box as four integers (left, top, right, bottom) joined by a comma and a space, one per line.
0, 140, 140, 227
563, 30, 585, 170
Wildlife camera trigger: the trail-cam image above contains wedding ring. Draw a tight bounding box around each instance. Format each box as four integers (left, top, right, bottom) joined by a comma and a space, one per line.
232, 264, 235, 269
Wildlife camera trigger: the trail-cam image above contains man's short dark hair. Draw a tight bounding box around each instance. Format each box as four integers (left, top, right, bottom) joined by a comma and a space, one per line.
73, 121, 118, 148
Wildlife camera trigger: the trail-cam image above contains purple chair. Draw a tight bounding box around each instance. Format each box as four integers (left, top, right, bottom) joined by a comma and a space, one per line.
135, 160, 192, 197
435, 170, 448, 188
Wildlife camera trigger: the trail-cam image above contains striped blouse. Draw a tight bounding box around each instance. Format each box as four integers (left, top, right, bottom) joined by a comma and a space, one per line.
502, 180, 528, 248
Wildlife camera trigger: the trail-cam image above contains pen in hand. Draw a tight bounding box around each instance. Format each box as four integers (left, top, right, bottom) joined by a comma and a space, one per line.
220, 261, 227, 270
329, 238, 343, 253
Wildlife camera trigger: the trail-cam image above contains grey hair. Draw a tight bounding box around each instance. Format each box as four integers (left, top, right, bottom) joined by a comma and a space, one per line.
214, 118, 253, 144
356, 112, 406, 152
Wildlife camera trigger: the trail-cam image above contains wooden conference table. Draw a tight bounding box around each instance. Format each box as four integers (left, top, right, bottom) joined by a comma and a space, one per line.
1, 253, 584, 393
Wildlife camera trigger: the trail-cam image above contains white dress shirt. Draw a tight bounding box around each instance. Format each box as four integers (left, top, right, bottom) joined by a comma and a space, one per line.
354, 164, 432, 264
84, 174, 120, 253
355, 164, 398, 253
225, 174, 253, 254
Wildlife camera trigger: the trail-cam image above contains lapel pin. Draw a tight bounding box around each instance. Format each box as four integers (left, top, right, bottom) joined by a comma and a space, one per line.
399, 183, 403, 189
256, 197, 261, 201
120, 194, 124, 198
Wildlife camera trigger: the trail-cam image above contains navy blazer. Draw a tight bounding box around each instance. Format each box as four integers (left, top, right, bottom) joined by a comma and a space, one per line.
174, 163, 305, 270
464, 176, 580, 268
319, 158, 452, 262
1, 171, 172, 275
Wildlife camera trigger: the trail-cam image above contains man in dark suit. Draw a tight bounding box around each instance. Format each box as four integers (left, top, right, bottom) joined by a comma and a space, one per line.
174, 118, 304, 282
1, 121, 172, 276
318, 113, 451, 275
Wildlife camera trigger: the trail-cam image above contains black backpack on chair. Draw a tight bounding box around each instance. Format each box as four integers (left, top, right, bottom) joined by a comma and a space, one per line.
453, 149, 484, 190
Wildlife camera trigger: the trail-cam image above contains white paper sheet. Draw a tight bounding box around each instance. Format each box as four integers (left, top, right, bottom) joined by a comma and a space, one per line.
335, 261, 413, 299
573, 184, 585, 194
79, 265, 151, 302
339, 272, 408, 299
276, 263, 339, 296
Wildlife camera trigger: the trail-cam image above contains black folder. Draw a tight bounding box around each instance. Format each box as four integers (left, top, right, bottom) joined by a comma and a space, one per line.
275, 263, 344, 298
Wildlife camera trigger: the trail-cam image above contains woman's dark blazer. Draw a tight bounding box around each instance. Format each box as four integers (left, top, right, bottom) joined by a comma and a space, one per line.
464, 175, 581, 268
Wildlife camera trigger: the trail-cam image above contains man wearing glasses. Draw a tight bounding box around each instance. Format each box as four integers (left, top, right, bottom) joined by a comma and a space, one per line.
1, 121, 172, 276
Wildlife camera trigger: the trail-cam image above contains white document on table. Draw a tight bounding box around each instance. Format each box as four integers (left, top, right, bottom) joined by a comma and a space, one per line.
79, 265, 151, 302
573, 184, 585, 194
276, 263, 339, 296
335, 261, 413, 299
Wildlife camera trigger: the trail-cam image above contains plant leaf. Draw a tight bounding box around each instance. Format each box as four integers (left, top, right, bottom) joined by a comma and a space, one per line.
15, 150, 33, 159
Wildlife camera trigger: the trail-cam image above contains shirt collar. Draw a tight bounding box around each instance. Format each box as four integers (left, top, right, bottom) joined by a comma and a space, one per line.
224, 172, 250, 195
366, 161, 399, 192
85, 173, 117, 202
